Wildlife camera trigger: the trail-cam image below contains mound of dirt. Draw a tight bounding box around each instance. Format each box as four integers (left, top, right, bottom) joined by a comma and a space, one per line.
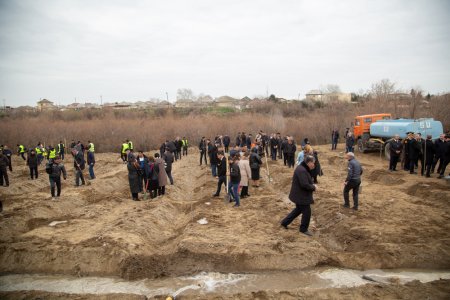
366, 169, 405, 185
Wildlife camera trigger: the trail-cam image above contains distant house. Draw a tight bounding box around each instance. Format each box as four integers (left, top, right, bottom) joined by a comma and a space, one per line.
37, 99, 56, 111
305, 90, 352, 102
305, 90, 324, 101
67, 103, 84, 110
215, 96, 240, 109
16, 105, 35, 112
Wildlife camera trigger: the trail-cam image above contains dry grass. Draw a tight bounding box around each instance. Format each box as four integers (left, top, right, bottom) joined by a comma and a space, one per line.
1, 95, 448, 152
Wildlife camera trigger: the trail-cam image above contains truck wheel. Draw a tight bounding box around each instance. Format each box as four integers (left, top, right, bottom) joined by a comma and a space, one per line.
384, 142, 391, 161
357, 139, 366, 153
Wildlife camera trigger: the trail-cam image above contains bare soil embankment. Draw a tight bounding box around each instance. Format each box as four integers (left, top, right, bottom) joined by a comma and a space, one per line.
0, 144, 449, 298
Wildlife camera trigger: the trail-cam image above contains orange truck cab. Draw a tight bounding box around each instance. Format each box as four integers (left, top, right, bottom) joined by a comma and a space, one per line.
353, 113, 392, 139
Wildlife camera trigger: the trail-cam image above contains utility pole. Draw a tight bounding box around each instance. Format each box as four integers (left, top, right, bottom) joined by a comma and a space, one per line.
100, 95, 103, 106
166, 92, 169, 102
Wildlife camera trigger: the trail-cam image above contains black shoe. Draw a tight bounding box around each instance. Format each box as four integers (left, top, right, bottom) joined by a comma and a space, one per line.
343, 204, 350, 208
352, 207, 358, 211
425, 174, 430, 178
212, 194, 219, 197
301, 231, 313, 236
281, 224, 288, 230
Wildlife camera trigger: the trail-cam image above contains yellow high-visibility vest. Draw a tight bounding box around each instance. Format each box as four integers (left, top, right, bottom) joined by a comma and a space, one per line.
19, 145, 25, 153
35, 147, 42, 155
49, 149, 56, 159
88, 142, 95, 152
121, 143, 129, 154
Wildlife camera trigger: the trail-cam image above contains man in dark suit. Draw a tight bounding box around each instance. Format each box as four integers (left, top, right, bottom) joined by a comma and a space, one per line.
280, 155, 317, 236
389, 134, 402, 171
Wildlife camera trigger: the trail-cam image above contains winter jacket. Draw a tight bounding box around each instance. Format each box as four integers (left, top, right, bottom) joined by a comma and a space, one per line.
345, 157, 363, 182
0, 155, 10, 168
217, 156, 227, 177
162, 151, 174, 172
229, 161, 241, 184
27, 153, 39, 168
155, 158, 168, 186
238, 159, 251, 186
127, 161, 143, 193
249, 152, 262, 169
223, 136, 230, 147
288, 161, 316, 205
47, 162, 67, 179
208, 145, 218, 164
73, 151, 85, 170
434, 138, 446, 157
389, 139, 403, 157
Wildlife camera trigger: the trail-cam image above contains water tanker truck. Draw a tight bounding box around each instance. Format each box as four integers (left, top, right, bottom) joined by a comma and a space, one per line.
353, 113, 444, 160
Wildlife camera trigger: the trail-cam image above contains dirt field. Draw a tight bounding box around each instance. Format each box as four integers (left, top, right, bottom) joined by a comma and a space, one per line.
1, 144, 449, 298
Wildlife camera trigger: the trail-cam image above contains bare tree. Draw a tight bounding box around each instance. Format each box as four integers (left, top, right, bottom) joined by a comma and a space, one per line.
369, 79, 398, 116
409, 88, 423, 119
176, 88, 195, 101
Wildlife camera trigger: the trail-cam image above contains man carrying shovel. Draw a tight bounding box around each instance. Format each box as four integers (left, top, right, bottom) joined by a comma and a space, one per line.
72, 149, 86, 187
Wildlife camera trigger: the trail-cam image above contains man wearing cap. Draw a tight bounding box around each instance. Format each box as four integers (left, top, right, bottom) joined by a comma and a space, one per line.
402, 132, 413, 171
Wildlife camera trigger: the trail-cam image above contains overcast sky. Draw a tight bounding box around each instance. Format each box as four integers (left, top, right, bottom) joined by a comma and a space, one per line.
0, 0, 449, 106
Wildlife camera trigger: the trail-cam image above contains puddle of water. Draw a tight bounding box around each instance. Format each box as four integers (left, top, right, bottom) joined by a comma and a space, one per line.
0, 268, 449, 298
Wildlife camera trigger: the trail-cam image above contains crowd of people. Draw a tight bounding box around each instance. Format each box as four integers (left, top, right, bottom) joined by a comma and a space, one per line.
0, 140, 96, 201
1, 130, 448, 232
391, 132, 450, 178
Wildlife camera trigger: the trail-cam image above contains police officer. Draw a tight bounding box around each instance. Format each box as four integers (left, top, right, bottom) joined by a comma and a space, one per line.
182, 136, 189, 156
17, 144, 26, 160
121, 140, 129, 163
47, 146, 57, 160
57, 141, 65, 160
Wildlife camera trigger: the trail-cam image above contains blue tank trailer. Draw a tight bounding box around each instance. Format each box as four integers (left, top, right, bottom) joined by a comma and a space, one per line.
358, 118, 443, 160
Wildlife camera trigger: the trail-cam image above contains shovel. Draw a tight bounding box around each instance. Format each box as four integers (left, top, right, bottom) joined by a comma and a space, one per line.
224, 155, 231, 203
143, 179, 150, 200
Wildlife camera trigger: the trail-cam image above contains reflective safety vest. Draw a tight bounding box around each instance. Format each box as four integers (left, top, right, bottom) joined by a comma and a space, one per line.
88, 142, 95, 152
58, 143, 65, 153
19, 145, 25, 153
182, 139, 188, 147
35, 147, 42, 155
128, 141, 133, 150
121, 143, 129, 154
49, 149, 57, 159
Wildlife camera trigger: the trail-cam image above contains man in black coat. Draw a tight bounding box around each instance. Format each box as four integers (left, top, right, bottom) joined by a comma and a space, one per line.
0, 152, 10, 187
199, 137, 208, 165
162, 148, 174, 185
389, 134, 403, 171
223, 135, 230, 153
433, 133, 446, 173
438, 134, 450, 179
424, 135, 435, 177
285, 137, 297, 168
213, 151, 227, 197
281, 155, 317, 236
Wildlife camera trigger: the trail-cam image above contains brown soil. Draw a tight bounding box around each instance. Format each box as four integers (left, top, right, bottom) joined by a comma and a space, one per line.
1, 145, 449, 298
